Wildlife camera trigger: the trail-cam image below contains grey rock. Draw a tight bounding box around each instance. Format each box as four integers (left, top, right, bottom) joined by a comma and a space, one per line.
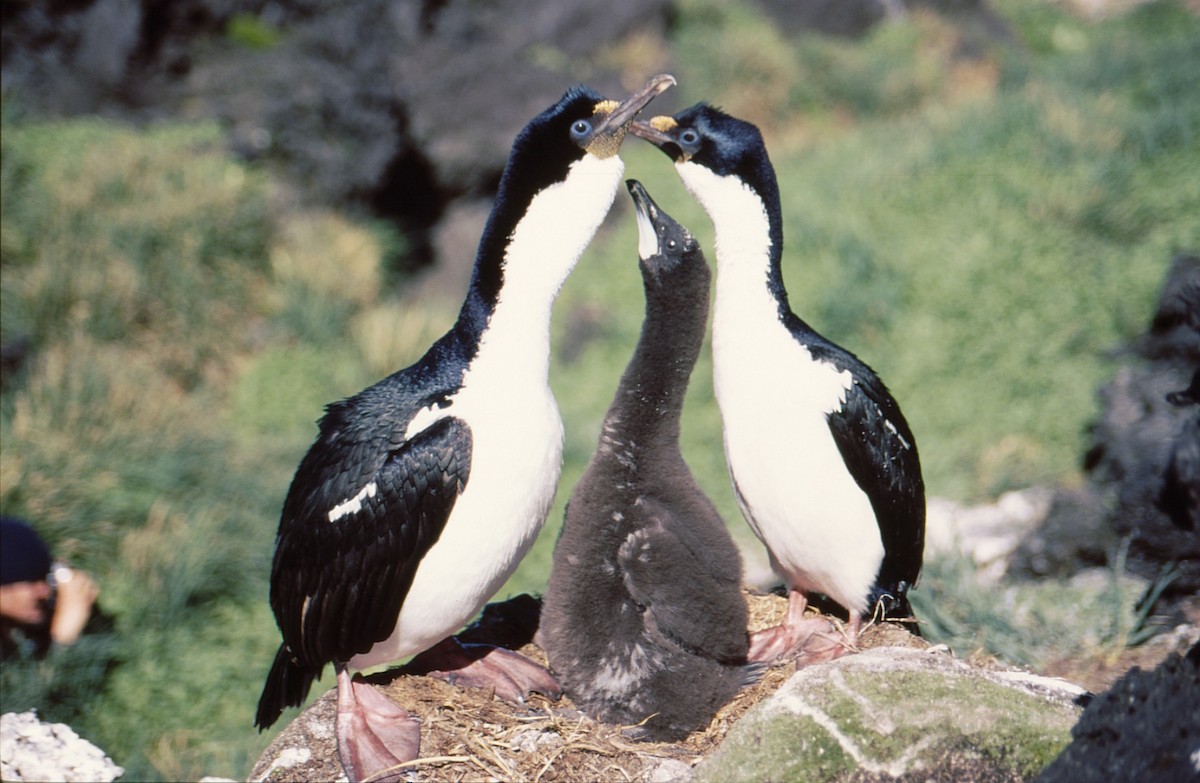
644, 757, 694, 783
925, 488, 1053, 582
692, 646, 1084, 783
250, 686, 347, 783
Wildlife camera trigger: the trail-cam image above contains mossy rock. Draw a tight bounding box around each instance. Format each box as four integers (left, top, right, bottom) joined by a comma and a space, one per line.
694, 647, 1084, 783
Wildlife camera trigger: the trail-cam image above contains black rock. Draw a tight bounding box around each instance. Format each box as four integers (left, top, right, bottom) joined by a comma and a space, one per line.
1011, 255, 1200, 601
1008, 488, 1116, 580
2, 0, 673, 269
1036, 644, 1200, 783
1158, 370, 1199, 532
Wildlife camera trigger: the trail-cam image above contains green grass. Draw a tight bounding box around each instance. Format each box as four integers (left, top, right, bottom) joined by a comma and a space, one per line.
0, 117, 291, 779
227, 13, 283, 51
1, 1, 1198, 779
909, 543, 1172, 669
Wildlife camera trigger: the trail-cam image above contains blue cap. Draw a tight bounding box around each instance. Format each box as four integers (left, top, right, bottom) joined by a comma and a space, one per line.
1, 517, 53, 585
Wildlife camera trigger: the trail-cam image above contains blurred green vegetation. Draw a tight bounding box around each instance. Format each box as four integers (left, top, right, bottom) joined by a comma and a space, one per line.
909, 538, 1176, 669
0, 1, 1197, 779
226, 13, 283, 50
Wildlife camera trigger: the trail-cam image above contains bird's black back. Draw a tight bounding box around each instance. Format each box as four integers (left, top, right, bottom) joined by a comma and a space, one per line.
807, 325, 926, 601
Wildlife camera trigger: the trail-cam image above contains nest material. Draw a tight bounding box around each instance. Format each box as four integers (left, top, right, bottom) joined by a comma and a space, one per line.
363, 591, 927, 783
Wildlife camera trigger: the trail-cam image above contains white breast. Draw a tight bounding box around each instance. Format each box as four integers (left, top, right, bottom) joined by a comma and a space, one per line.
352, 153, 624, 668
679, 161, 884, 615
350, 375, 563, 669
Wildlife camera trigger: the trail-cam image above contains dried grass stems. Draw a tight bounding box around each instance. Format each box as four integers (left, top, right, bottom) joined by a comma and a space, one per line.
368, 592, 923, 782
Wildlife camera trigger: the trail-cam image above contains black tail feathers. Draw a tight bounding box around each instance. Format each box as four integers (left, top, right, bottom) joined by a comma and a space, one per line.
255, 645, 322, 731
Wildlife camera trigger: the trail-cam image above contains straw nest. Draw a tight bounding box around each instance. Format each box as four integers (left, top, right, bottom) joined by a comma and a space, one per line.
345, 591, 927, 783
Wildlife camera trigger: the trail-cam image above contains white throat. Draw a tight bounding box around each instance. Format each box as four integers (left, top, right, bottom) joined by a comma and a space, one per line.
478, 153, 626, 379
676, 161, 878, 613
675, 161, 779, 339
676, 161, 774, 266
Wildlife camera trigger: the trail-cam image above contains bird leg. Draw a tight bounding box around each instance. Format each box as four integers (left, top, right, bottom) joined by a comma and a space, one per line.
334, 664, 421, 783
747, 590, 854, 664
403, 636, 562, 704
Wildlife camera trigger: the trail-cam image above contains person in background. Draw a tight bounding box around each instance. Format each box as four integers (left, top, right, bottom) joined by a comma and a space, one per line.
0, 517, 99, 658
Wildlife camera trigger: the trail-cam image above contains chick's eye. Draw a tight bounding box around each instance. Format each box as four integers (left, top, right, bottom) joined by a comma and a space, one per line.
571, 119, 592, 140
667, 239, 677, 249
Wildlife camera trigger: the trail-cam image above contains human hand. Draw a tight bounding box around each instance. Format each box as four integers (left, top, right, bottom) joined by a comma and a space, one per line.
49, 566, 99, 646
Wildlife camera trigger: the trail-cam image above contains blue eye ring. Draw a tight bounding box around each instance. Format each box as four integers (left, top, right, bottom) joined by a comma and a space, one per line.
571, 119, 592, 140
679, 129, 700, 147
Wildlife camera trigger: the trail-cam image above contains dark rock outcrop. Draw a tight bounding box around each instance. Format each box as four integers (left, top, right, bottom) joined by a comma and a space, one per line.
1036, 643, 1200, 783
1011, 255, 1200, 606
2, 0, 673, 269
3, 0, 1019, 283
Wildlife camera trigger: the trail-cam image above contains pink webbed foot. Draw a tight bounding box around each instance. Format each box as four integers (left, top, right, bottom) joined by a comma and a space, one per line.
335, 665, 421, 783
748, 590, 858, 664
403, 637, 562, 703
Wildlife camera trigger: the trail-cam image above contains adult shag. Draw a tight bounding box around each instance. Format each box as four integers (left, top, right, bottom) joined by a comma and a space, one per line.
256, 74, 674, 782
633, 104, 925, 662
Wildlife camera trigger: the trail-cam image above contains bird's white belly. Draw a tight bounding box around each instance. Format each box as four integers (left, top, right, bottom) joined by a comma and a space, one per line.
714, 318, 884, 615
351, 387, 563, 669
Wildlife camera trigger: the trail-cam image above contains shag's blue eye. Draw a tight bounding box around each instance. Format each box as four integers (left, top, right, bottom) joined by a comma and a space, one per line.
679, 129, 700, 147
571, 120, 592, 140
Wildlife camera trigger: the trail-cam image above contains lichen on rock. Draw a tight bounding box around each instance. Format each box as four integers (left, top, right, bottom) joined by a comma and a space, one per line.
0, 710, 124, 783
693, 647, 1084, 783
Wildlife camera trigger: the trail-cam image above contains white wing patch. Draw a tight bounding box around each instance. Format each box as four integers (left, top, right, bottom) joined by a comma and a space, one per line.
327, 481, 378, 523
404, 402, 447, 440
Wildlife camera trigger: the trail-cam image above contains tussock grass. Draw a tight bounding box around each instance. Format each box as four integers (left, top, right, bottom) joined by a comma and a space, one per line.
2, 110, 298, 779
910, 545, 1166, 670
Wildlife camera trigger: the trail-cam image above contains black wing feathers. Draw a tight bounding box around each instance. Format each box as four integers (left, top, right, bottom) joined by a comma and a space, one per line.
256, 645, 320, 729
271, 414, 471, 667
257, 416, 470, 731
819, 349, 925, 595
257, 414, 469, 731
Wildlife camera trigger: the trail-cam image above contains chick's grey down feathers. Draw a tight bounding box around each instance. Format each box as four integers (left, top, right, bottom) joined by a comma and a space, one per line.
542, 180, 753, 741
